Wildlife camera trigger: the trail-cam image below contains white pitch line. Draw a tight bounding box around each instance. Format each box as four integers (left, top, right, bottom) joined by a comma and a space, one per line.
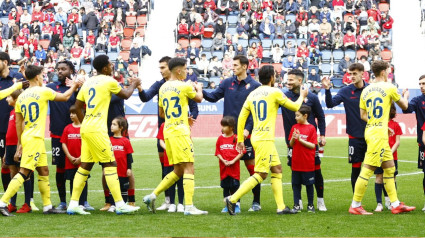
1, 171, 421, 195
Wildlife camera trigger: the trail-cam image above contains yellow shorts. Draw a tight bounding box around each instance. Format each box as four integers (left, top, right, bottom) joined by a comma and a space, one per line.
165, 135, 194, 165
20, 137, 48, 171
81, 132, 115, 163
364, 137, 393, 167
252, 140, 280, 173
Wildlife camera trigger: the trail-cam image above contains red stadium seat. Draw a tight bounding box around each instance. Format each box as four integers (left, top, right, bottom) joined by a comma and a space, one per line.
356, 49, 368, 60
126, 16, 137, 27
128, 63, 139, 74
119, 51, 130, 62
381, 49, 392, 62
134, 27, 145, 37
379, 3, 390, 13
178, 38, 189, 49
190, 39, 201, 48
203, 27, 214, 38
39, 39, 50, 50
272, 63, 282, 73
137, 15, 147, 26
121, 39, 132, 51
123, 27, 135, 39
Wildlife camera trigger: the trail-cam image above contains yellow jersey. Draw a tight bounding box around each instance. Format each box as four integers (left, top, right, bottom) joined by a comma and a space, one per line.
158, 80, 196, 139
360, 81, 401, 140
77, 75, 122, 134
238, 86, 294, 143
0, 82, 22, 100
15, 86, 56, 139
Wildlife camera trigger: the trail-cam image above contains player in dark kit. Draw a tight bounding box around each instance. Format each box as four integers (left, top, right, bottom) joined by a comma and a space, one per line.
322, 63, 368, 192
203, 55, 262, 212
281, 69, 327, 211
46, 60, 80, 211
402, 74, 425, 211
137, 56, 198, 210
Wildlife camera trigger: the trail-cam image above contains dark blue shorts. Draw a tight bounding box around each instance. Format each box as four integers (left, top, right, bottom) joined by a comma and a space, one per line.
220, 176, 240, 189
418, 146, 425, 172
240, 138, 254, 160
292, 171, 315, 185
348, 138, 367, 164
4, 145, 18, 166
287, 146, 320, 167
374, 160, 398, 175
51, 137, 66, 168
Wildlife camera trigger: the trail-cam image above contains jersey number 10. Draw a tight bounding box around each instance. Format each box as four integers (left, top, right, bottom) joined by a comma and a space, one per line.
253, 100, 267, 121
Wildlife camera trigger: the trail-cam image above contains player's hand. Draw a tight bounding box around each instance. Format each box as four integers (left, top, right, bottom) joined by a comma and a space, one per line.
130, 77, 141, 87
18, 79, 29, 89
402, 88, 409, 99
127, 169, 132, 177
188, 116, 196, 127
14, 145, 22, 162
236, 142, 245, 154
321, 77, 331, 90
1, 157, 6, 169
300, 85, 308, 98
193, 82, 203, 92
243, 129, 249, 140
319, 136, 326, 146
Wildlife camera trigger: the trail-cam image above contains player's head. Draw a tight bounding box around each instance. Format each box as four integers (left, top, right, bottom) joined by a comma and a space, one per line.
295, 105, 311, 124
25, 65, 44, 85
159, 56, 171, 79
287, 69, 304, 91
56, 60, 76, 83
389, 103, 396, 119
220, 116, 235, 135
93, 55, 113, 76
69, 105, 79, 123
168, 57, 187, 81
111, 116, 128, 136
258, 65, 275, 86
6, 89, 22, 106
233, 55, 249, 77
0, 52, 10, 75
348, 63, 364, 84
419, 75, 425, 94
371, 60, 389, 80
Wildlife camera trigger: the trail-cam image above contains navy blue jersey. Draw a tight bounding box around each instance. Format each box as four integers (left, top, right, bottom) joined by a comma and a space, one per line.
0, 76, 14, 133
203, 75, 261, 132
325, 83, 368, 138
138, 78, 199, 128
403, 94, 425, 146
281, 90, 326, 145
108, 93, 125, 136
46, 81, 77, 136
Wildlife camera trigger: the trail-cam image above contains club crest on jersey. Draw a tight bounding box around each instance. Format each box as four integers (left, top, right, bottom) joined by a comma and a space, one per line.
351, 91, 354, 95
246, 83, 250, 89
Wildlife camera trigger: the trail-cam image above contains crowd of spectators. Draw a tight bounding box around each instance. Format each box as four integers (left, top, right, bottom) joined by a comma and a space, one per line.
0, 0, 151, 84
175, 0, 394, 90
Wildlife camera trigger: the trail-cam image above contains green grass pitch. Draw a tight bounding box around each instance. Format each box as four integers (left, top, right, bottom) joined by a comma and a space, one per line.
1, 137, 424, 237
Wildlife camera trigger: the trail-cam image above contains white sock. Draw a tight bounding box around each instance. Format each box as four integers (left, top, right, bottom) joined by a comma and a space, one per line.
43, 204, 53, 212
351, 200, 361, 208
0, 201, 7, 207
185, 204, 193, 210
317, 197, 324, 203
30, 198, 34, 202
391, 200, 400, 208
69, 200, 79, 208
115, 200, 125, 208
384, 197, 390, 202
165, 196, 170, 204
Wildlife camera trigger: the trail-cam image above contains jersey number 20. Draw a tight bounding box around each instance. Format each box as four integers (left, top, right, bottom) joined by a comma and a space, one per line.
253, 100, 267, 121
366, 97, 383, 119
163, 97, 182, 119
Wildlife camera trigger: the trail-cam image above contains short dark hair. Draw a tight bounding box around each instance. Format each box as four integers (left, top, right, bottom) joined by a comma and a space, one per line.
348, 63, 364, 72
233, 55, 249, 66
287, 68, 304, 80
220, 116, 235, 128
298, 105, 311, 117
371, 60, 388, 77
56, 60, 76, 74
69, 105, 77, 114
159, 56, 171, 64
25, 65, 44, 80
92, 55, 110, 72
113, 116, 129, 136
168, 57, 187, 71
258, 65, 275, 85
0, 52, 10, 65
419, 75, 425, 80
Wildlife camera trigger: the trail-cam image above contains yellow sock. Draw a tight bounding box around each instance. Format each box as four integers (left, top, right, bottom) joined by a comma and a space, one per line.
383, 166, 398, 203
230, 173, 263, 204
104, 167, 123, 202
183, 174, 195, 206
38, 176, 52, 206
1, 173, 24, 204
353, 167, 374, 202
71, 167, 90, 201
271, 173, 286, 210
153, 171, 180, 196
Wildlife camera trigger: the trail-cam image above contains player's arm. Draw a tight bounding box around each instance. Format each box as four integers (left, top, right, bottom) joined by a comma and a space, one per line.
54, 81, 80, 101
188, 99, 199, 119
202, 81, 225, 102
0, 82, 25, 100
14, 112, 24, 161
116, 77, 141, 99
74, 99, 85, 123
360, 108, 368, 122
402, 89, 414, 113
394, 96, 408, 111
159, 139, 166, 150
279, 87, 308, 111
236, 103, 250, 154
192, 82, 203, 103
322, 77, 343, 108
137, 81, 161, 102
391, 135, 400, 154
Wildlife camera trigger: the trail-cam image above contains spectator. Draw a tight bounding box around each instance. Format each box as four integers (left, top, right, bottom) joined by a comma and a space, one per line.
319, 18, 332, 35
297, 41, 309, 58
83, 8, 100, 36
179, 8, 190, 23
358, 7, 369, 32
262, 7, 276, 22
189, 8, 201, 25
190, 17, 204, 39
359, 55, 371, 72
357, 29, 370, 50
308, 6, 320, 20
309, 48, 322, 65
283, 41, 296, 57
367, 4, 381, 22
49, 33, 62, 52
115, 56, 128, 75
296, 57, 308, 73
196, 53, 210, 76
31, 7, 43, 23
96, 32, 107, 52
259, 18, 276, 40
63, 32, 74, 51
208, 81, 217, 89
70, 42, 83, 66
204, 0, 217, 11
128, 42, 141, 64
285, 0, 297, 15
9, 43, 23, 63
16, 31, 27, 47
338, 55, 353, 75
380, 30, 391, 50
8, 8, 19, 23
380, 12, 393, 33
55, 7, 67, 26
2, 20, 13, 51
44, 9, 55, 25
343, 16, 357, 34
225, 44, 235, 58
132, 32, 144, 48
274, 0, 285, 15
20, 8, 31, 26
333, 17, 343, 32
247, 55, 258, 77
108, 32, 120, 52
236, 17, 249, 39
103, 8, 115, 23
53, 22, 64, 41
135, 0, 149, 15
222, 53, 233, 72
183, 0, 194, 11
247, 42, 258, 58
274, 19, 286, 38
239, 0, 251, 17
320, 6, 331, 23
186, 68, 198, 82
175, 43, 186, 58
41, 20, 53, 40
194, 0, 205, 14
344, 0, 355, 15
187, 41, 200, 59
228, 0, 239, 15
0, 0, 15, 17
332, 0, 344, 8
249, 18, 261, 39
208, 55, 223, 77
235, 44, 246, 56
271, 44, 283, 63
57, 44, 70, 59
216, 0, 230, 16
80, 43, 94, 66
318, 32, 332, 50
298, 20, 308, 39
284, 19, 297, 39
308, 68, 320, 84
368, 28, 380, 46
309, 31, 320, 49
281, 55, 296, 77
67, 20, 78, 36
68, 7, 80, 25
331, 31, 343, 50
343, 30, 356, 50
211, 32, 224, 53
214, 18, 226, 37
296, 7, 308, 28
35, 44, 47, 63
308, 18, 320, 34
204, 6, 219, 27
27, 33, 38, 54
369, 44, 382, 60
